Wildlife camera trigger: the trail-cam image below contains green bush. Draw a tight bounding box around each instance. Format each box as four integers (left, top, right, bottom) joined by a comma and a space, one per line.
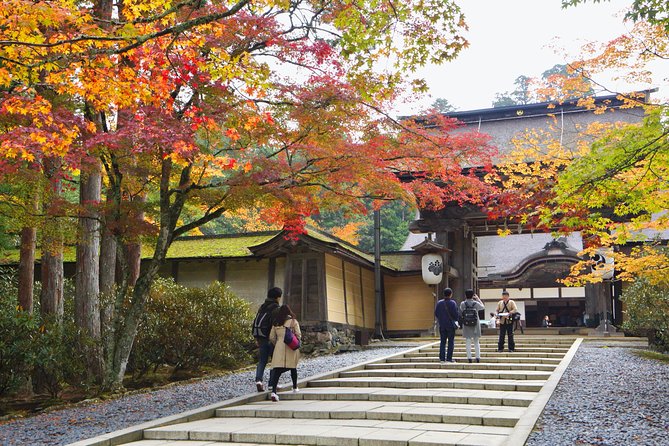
0, 271, 35, 396
620, 278, 669, 352
129, 279, 254, 378
0, 271, 89, 398
32, 316, 89, 398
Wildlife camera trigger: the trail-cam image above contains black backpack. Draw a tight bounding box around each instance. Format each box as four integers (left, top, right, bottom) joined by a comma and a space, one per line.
461, 301, 479, 327
252, 302, 277, 339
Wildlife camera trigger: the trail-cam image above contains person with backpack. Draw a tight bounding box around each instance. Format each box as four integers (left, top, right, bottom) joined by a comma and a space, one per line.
268, 304, 302, 402
434, 287, 459, 363
496, 290, 518, 352
252, 287, 282, 392
460, 289, 485, 363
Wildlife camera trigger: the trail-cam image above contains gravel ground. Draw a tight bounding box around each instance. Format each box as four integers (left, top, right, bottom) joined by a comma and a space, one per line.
527, 341, 669, 446
1, 339, 667, 446
0, 344, 419, 446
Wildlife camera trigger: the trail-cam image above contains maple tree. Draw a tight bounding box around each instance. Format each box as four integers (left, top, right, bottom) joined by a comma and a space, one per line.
488, 3, 668, 291
548, 9, 669, 286
0, 0, 496, 389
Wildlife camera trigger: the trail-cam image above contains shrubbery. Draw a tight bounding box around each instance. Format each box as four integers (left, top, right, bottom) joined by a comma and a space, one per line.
620, 278, 669, 352
0, 272, 88, 398
1, 271, 257, 398
128, 278, 254, 379
0, 290, 38, 395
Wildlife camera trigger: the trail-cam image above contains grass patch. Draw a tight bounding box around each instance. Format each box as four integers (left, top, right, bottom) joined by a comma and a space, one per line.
633, 349, 669, 363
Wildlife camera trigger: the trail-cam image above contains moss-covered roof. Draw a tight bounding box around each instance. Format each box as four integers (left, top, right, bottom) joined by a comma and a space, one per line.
0, 229, 418, 273
165, 233, 278, 259
379, 252, 422, 272
0, 233, 279, 265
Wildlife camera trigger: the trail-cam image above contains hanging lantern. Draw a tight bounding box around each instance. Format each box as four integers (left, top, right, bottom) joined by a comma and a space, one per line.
421, 252, 443, 284
411, 236, 450, 286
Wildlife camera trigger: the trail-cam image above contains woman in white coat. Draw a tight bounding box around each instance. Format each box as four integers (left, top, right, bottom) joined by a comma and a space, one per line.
268, 304, 301, 401
459, 289, 485, 363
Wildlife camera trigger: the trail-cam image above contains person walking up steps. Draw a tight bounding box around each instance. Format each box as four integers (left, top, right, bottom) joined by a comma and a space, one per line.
460, 289, 485, 363
434, 288, 459, 363
252, 287, 282, 392
268, 304, 302, 402
496, 290, 518, 352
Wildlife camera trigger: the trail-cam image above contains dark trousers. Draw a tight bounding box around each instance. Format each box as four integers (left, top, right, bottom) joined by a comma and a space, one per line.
439, 327, 456, 361
269, 367, 298, 392
254, 338, 274, 383
498, 323, 515, 351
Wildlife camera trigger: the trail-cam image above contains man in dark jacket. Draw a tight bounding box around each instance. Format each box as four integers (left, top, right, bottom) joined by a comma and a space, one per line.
434, 287, 459, 363
252, 287, 282, 391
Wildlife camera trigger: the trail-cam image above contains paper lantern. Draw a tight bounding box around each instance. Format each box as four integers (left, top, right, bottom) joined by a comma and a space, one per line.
421, 253, 443, 285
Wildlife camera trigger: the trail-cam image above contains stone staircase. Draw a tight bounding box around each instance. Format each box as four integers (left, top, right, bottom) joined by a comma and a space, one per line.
72, 336, 581, 446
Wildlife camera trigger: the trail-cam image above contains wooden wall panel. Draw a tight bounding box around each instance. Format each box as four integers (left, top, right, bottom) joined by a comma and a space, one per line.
384, 275, 434, 331
361, 268, 375, 329
325, 254, 346, 324
344, 262, 364, 327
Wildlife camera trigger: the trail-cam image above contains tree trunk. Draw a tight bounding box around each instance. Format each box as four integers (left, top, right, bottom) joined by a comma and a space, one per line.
99, 218, 117, 332
18, 225, 36, 313
75, 161, 103, 381
40, 156, 64, 319
102, 167, 176, 390
103, 259, 162, 390
99, 223, 117, 297
124, 193, 145, 287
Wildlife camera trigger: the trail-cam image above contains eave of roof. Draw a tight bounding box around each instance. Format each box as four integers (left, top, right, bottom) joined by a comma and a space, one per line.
403, 89, 655, 126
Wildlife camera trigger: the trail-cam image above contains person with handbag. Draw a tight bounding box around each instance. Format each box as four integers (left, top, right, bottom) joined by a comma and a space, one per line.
496, 290, 518, 352
268, 304, 302, 402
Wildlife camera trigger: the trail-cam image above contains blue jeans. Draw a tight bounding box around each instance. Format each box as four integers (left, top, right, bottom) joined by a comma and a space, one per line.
439, 327, 455, 361
255, 338, 274, 383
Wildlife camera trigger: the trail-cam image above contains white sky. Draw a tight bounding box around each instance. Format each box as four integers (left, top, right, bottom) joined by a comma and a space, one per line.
395, 0, 668, 115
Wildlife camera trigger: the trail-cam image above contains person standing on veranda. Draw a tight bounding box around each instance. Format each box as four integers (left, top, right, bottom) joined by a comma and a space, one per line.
460, 289, 485, 363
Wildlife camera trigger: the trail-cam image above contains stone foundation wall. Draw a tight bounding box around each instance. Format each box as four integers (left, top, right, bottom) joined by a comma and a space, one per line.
300, 323, 363, 355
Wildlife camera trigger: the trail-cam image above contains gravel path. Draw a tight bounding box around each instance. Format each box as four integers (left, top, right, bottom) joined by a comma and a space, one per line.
527, 341, 669, 446
0, 344, 419, 446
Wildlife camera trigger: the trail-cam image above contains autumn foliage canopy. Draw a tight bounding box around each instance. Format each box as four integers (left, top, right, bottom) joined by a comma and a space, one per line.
0, 0, 495, 238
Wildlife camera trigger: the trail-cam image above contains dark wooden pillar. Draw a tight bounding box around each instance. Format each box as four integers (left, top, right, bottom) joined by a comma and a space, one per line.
435, 231, 449, 300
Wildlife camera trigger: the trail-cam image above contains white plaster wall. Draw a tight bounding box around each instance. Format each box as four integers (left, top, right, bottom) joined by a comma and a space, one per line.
176, 261, 219, 288
477, 233, 583, 277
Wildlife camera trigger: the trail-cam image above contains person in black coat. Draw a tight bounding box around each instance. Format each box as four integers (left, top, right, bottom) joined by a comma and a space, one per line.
252, 287, 282, 391
434, 287, 459, 363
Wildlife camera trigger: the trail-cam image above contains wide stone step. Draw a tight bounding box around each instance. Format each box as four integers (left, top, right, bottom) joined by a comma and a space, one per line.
339, 368, 552, 380
277, 386, 536, 407
449, 337, 576, 344
143, 417, 513, 445
406, 351, 566, 358
214, 400, 523, 427
386, 356, 562, 364
308, 376, 545, 392
366, 361, 557, 371
74, 337, 583, 446
417, 347, 570, 353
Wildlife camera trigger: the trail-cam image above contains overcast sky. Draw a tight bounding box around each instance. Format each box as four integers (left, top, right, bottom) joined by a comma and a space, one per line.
395, 0, 667, 115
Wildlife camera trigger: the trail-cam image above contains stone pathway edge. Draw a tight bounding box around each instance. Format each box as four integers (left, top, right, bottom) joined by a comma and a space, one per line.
501, 337, 583, 446
66, 342, 433, 446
